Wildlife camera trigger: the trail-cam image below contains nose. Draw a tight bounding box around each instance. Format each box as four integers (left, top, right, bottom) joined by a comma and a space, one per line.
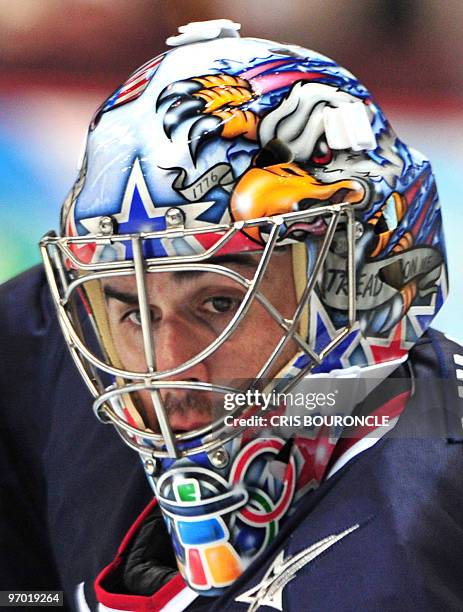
135, 315, 214, 433
154, 314, 210, 384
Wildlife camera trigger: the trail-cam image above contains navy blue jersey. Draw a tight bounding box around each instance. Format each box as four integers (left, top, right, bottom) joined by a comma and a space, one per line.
95, 332, 463, 612
0, 266, 153, 609
1, 266, 463, 611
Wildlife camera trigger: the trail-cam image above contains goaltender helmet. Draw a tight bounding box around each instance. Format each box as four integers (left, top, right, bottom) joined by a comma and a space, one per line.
41, 20, 447, 595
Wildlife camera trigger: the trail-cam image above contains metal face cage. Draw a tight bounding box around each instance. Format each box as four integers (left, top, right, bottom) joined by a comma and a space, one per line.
40, 203, 357, 459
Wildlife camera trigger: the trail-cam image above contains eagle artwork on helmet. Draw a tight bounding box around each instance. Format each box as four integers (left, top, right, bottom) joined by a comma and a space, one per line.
153, 48, 444, 343
41, 20, 447, 597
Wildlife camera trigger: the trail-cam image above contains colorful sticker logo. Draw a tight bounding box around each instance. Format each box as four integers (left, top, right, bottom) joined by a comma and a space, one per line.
155, 438, 297, 594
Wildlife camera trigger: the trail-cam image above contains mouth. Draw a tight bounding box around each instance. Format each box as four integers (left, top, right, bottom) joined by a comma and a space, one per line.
328, 187, 358, 205
282, 185, 365, 240
162, 413, 212, 435
296, 187, 359, 211
171, 421, 212, 434
162, 405, 215, 435
282, 218, 328, 240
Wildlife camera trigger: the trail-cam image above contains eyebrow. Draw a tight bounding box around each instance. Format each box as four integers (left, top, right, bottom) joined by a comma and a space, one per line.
103, 253, 259, 304
104, 286, 139, 305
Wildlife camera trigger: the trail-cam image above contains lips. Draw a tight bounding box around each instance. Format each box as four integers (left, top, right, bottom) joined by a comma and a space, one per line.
137, 388, 216, 435
171, 415, 213, 434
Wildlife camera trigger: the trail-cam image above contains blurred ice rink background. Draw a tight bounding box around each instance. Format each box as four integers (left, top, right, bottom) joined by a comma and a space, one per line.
0, 0, 461, 340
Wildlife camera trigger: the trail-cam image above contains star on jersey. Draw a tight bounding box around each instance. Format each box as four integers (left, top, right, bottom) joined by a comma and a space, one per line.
235, 524, 360, 611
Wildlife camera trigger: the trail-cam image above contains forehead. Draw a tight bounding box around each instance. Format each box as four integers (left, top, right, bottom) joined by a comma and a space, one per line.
101, 249, 293, 296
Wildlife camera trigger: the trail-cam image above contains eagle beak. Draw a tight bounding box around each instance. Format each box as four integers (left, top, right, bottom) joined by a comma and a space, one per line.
231, 163, 366, 242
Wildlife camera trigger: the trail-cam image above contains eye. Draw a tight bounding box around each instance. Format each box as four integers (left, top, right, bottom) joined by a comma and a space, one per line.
309, 136, 333, 166
125, 310, 142, 326
123, 309, 157, 326
202, 296, 240, 314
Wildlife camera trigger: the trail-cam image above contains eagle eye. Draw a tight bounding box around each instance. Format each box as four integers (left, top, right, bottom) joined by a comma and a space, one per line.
308, 136, 333, 166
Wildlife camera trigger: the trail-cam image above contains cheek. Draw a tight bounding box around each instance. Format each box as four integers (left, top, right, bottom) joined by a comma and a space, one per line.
107, 316, 147, 371
135, 389, 157, 429
206, 305, 296, 379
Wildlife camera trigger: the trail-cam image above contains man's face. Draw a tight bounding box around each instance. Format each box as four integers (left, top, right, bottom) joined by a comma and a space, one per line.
102, 249, 298, 432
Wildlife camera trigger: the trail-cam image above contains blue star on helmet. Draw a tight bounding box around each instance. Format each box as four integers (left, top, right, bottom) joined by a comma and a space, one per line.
79, 158, 216, 259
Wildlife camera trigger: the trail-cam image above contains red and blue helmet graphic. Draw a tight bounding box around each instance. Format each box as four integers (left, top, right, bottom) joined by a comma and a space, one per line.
63, 34, 447, 375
